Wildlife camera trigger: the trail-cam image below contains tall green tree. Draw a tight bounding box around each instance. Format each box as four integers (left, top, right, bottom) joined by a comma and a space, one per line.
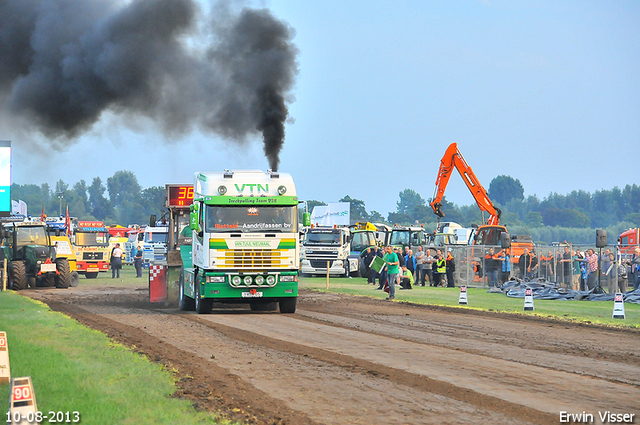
487, 175, 524, 205
339, 195, 368, 222
88, 177, 112, 221
396, 189, 426, 215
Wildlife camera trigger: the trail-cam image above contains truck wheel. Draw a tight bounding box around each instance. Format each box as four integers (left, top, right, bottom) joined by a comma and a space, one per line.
250, 302, 278, 311
178, 271, 195, 311
70, 271, 80, 287
279, 297, 297, 314
8, 261, 27, 290
194, 282, 213, 314
55, 259, 71, 289
85, 272, 98, 279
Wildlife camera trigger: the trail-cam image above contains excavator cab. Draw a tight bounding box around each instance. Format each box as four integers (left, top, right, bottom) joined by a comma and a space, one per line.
473, 226, 505, 246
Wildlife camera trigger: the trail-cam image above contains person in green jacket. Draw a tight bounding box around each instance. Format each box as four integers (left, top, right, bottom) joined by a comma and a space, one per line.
383, 246, 400, 300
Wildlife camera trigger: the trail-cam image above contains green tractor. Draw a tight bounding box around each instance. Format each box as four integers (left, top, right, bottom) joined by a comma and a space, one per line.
0, 221, 71, 290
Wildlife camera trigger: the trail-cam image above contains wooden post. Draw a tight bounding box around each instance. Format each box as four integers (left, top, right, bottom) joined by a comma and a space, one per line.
326, 261, 330, 290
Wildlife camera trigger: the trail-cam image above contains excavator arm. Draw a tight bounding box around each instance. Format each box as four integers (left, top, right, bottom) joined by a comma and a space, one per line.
430, 142, 501, 226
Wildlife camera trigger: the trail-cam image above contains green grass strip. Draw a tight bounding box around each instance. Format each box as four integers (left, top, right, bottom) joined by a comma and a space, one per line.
301, 276, 640, 328
0, 291, 229, 425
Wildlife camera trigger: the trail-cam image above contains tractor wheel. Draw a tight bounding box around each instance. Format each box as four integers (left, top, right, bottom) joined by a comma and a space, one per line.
41, 273, 56, 287
8, 261, 27, 290
194, 281, 213, 314
178, 270, 195, 311
85, 272, 98, 279
279, 297, 297, 314
69, 271, 80, 287
55, 259, 71, 289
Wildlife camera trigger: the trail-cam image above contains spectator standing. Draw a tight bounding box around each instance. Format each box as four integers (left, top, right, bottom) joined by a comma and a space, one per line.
415, 246, 425, 287
383, 246, 400, 300
364, 247, 375, 284
529, 251, 539, 279
571, 250, 581, 290
484, 248, 499, 288
631, 246, 640, 290
584, 249, 598, 290
424, 249, 434, 286
518, 248, 531, 280
446, 250, 456, 288
111, 243, 123, 279
134, 245, 143, 278
600, 248, 612, 292
405, 250, 416, 279
560, 246, 572, 288
433, 250, 446, 287
499, 248, 511, 284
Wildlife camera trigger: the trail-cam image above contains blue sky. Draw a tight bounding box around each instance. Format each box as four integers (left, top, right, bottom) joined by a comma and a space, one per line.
8, 0, 640, 216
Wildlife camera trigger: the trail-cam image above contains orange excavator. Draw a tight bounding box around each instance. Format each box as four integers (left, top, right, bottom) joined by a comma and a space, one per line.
430, 143, 533, 256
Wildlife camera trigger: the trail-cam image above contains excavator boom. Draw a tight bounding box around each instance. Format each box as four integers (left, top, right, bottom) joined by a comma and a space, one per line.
430, 142, 501, 226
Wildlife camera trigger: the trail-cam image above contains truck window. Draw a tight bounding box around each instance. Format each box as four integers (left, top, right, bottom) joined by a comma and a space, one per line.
75, 232, 109, 246
389, 230, 409, 246
303, 231, 341, 246
145, 232, 168, 244
205, 206, 297, 233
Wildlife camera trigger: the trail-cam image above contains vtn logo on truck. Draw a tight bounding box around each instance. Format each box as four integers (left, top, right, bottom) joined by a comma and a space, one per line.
235, 184, 269, 193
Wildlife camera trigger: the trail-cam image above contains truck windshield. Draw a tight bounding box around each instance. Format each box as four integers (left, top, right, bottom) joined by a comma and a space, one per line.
75, 232, 109, 246
144, 232, 168, 243
16, 226, 48, 247
205, 206, 297, 233
351, 232, 375, 252
389, 230, 410, 246
303, 230, 341, 246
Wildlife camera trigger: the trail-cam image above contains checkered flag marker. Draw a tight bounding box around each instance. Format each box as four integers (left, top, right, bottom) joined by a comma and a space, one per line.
612, 293, 625, 320
524, 288, 534, 311
458, 286, 468, 305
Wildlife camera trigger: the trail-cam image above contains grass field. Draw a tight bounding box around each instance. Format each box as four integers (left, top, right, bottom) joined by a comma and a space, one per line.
300, 275, 640, 328
0, 271, 232, 425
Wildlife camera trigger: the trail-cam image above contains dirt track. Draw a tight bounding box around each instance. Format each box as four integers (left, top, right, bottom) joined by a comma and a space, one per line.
25, 284, 640, 425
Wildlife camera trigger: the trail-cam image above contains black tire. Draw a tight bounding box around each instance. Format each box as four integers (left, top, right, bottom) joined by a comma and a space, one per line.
85, 272, 98, 279
8, 261, 27, 290
179, 269, 195, 311
27, 277, 37, 289
41, 273, 56, 287
70, 271, 80, 287
279, 297, 297, 314
194, 280, 213, 314
55, 259, 71, 289
250, 302, 278, 311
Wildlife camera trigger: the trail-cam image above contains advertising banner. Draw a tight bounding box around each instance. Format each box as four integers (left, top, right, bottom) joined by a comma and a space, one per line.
310, 202, 350, 226
0, 141, 10, 214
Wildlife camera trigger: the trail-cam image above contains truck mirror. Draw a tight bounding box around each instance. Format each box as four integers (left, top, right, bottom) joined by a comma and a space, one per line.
500, 232, 511, 249
149, 214, 157, 227
190, 211, 199, 231
302, 212, 311, 227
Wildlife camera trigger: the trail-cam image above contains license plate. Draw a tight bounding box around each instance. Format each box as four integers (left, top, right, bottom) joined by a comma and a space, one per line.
40, 263, 56, 272
241, 291, 263, 298
87, 268, 99, 272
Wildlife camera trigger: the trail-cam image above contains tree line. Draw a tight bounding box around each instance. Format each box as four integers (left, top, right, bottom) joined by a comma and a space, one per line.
11, 172, 640, 244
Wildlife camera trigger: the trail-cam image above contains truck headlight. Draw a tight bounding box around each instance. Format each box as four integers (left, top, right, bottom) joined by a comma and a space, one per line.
255, 275, 265, 285
243, 276, 253, 286
266, 276, 276, 285
232, 276, 242, 286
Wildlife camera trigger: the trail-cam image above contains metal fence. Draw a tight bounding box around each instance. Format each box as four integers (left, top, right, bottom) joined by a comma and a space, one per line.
435, 243, 628, 290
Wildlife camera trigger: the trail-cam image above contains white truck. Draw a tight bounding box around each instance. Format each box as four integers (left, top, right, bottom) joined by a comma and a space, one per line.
300, 223, 377, 277
142, 226, 169, 267
179, 169, 301, 314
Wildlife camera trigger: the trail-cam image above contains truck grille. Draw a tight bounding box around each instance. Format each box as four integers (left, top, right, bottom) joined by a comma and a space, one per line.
310, 259, 333, 268
83, 252, 103, 261
222, 250, 286, 268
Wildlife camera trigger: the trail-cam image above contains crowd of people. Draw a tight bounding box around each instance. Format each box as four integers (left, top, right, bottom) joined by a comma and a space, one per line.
362, 245, 457, 300
360, 244, 640, 298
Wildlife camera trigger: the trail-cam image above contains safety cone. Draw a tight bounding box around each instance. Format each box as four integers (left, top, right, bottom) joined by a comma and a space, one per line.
458, 286, 468, 305
0, 331, 9, 384
524, 288, 534, 311
612, 293, 625, 319
8, 376, 38, 425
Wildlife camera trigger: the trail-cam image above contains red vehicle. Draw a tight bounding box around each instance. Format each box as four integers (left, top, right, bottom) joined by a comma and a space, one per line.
430, 142, 533, 261
619, 228, 639, 255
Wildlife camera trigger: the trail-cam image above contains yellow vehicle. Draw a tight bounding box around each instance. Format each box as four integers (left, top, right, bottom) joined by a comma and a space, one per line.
50, 235, 80, 287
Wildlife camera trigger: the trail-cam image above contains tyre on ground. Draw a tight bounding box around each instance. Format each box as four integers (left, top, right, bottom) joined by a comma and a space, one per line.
69, 271, 80, 287
178, 269, 195, 311
279, 297, 297, 314
8, 261, 27, 290
55, 259, 71, 289
194, 280, 213, 314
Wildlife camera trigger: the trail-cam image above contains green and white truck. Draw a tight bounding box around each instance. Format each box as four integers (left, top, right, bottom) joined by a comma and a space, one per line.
179, 169, 301, 314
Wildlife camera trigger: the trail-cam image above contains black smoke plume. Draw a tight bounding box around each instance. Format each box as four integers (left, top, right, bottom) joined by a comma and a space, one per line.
0, 0, 298, 171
